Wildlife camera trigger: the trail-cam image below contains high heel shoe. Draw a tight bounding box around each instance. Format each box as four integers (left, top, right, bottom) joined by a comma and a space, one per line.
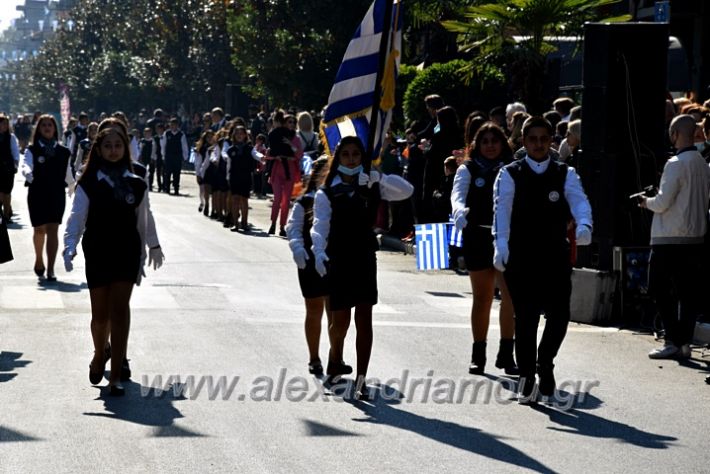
89, 356, 106, 385
34, 265, 45, 277
109, 383, 125, 396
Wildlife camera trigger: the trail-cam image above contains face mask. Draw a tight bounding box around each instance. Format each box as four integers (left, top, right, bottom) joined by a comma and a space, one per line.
694, 142, 706, 153
338, 164, 362, 176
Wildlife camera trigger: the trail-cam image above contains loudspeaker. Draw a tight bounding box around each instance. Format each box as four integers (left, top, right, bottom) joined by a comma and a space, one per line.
225, 84, 250, 119
578, 22, 669, 270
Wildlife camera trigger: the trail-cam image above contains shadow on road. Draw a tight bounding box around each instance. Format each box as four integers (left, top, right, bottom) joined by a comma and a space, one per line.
343, 384, 558, 474
530, 393, 677, 449
37, 280, 87, 292
83, 380, 204, 437
0, 425, 41, 443
0, 351, 31, 384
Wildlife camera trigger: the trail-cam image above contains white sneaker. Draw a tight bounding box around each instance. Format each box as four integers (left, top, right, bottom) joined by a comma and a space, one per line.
648, 343, 679, 359
679, 344, 692, 359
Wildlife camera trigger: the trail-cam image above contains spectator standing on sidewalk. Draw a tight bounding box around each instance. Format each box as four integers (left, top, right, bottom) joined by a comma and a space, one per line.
641, 114, 710, 360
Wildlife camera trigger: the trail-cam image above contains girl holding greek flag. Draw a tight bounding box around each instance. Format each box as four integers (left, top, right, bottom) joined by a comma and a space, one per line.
310, 136, 413, 400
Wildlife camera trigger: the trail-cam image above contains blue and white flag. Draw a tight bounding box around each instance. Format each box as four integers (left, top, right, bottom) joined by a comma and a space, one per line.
415, 223, 449, 271
448, 222, 463, 248
321, 0, 403, 162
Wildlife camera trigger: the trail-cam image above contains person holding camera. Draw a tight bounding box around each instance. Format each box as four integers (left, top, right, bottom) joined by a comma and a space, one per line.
640, 114, 710, 360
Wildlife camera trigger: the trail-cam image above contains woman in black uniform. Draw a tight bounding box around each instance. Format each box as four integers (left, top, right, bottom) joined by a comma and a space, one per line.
63, 126, 161, 396
311, 136, 413, 399
0, 115, 20, 222
226, 126, 259, 231
286, 157, 331, 375
21, 115, 74, 281
451, 122, 518, 375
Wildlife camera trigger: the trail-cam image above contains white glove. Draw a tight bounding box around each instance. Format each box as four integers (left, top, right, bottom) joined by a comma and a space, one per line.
493, 241, 509, 272
63, 248, 75, 272
292, 246, 309, 270
358, 172, 369, 187
148, 247, 165, 270
367, 170, 381, 188
314, 251, 329, 277
453, 207, 469, 232
575, 225, 592, 246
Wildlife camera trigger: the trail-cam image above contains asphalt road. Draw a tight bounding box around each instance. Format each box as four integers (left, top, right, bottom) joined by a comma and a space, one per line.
1, 172, 709, 473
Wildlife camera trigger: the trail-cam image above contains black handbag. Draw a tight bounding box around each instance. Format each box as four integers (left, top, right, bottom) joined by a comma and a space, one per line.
0, 217, 13, 264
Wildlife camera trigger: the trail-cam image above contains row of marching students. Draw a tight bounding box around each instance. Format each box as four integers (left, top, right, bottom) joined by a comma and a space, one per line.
15, 113, 164, 395
191, 109, 306, 235
285, 136, 414, 400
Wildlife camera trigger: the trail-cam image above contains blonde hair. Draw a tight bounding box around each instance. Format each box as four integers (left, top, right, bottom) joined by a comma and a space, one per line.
297, 111, 314, 133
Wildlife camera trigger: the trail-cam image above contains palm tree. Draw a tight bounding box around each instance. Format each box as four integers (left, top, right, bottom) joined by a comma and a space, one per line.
442, 0, 630, 111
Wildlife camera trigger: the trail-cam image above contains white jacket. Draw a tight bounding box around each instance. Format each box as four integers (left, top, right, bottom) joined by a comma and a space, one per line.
646, 148, 710, 245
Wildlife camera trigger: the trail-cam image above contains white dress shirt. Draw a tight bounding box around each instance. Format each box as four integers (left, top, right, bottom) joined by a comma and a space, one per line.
286, 191, 313, 251
493, 155, 592, 243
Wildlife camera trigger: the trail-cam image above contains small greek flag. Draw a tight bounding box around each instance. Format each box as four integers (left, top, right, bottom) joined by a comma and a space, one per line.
415, 223, 449, 271
447, 216, 463, 248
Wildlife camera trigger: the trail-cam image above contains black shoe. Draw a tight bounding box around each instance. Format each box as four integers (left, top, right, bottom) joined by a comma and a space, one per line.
34, 265, 45, 277
89, 351, 107, 385
355, 385, 371, 401
230, 225, 240, 232
706, 375, 710, 385
468, 341, 487, 375
308, 359, 323, 376
279, 227, 287, 237
210, 211, 218, 219
203, 205, 210, 217
518, 374, 537, 404
537, 363, 556, 397
46, 273, 57, 282
109, 384, 125, 396
217, 215, 225, 222
223, 218, 232, 228
121, 358, 131, 381
241, 222, 249, 233
495, 339, 520, 376
268, 223, 276, 235
326, 360, 353, 376
198, 204, 204, 213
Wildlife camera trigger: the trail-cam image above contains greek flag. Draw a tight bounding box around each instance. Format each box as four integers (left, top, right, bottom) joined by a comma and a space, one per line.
321, 0, 403, 162
415, 223, 449, 271
448, 216, 463, 248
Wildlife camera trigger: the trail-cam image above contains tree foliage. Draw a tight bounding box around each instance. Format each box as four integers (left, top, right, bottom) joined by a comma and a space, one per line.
14, 0, 237, 114
226, 0, 371, 110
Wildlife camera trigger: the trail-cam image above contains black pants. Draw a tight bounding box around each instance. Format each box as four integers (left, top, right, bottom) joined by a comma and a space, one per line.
147, 159, 156, 189
155, 158, 163, 191
504, 256, 572, 378
649, 244, 703, 347
163, 159, 181, 193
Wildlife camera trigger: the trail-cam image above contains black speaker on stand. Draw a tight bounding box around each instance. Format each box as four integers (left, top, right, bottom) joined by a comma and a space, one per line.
577, 22, 669, 271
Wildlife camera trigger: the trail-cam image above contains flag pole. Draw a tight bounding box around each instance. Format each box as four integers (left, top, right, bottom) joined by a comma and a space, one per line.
365, 0, 395, 172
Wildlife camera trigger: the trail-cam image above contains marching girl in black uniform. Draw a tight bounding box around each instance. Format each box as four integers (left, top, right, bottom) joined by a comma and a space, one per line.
210, 127, 231, 222
195, 130, 215, 216
451, 122, 518, 375
311, 136, 413, 399
21, 115, 74, 281
0, 115, 20, 222
63, 126, 162, 396
73, 122, 98, 178
286, 157, 331, 375
226, 126, 263, 231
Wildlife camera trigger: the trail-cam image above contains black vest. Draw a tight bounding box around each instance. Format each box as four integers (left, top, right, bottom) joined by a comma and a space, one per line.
506, 159, 570, 258
28, 142, 70, 189
227, 143, 255, 176
153, 135, 162, 160
79, 170, 146, 254
464, 157, 507, 228
323, 182, 380, 258
79, 138, 92, 154
72, 126, 88, 154
139, 138, 153, 164
0, 133, 13, 171
165, 131, 183, 161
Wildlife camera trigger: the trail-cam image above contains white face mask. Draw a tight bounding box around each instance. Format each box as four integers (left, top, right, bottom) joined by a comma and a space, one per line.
695, 142, 706, 153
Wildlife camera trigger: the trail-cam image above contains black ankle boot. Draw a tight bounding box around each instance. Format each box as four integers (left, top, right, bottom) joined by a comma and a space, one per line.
518, 373, 537, 404
537, 362, 556, 397
495, 338, 520, 376
468, 341, 487, 375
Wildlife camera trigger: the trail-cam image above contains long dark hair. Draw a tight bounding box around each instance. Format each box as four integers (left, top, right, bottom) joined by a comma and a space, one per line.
29, 114, 59, 145
79, 127, 133, 181
468, 122, 513, 162
304, 157, 330, 195
324, 136, 367, 187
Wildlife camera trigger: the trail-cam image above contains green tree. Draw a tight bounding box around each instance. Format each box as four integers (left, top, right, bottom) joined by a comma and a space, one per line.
442, 0, 630, 112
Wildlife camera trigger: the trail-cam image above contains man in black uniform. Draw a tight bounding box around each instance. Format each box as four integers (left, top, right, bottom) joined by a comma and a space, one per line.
160, 118, 188, 195
492, 116, 593, 403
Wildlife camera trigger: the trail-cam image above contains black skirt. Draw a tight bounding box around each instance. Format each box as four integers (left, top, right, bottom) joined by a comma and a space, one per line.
463, 225, 495, 272
229, 174, 252, 198
327, 251, 377, 310
82, 236, 141, 289
297, 254, 328, 299
27, 184, 65, 227
0, 167, 14, 194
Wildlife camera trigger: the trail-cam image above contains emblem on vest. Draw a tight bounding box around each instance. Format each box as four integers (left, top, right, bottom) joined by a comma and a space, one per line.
125, 193, 135, 205
548, 191, 560, 202
37, 156, 46, 164
474, 177, 485, 188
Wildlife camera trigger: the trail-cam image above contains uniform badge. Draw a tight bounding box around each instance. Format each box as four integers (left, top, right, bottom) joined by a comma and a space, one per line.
125, 193, 135, 204
548, 191, 560, 202
37, 156, 45, 164
474, 177, 485, 188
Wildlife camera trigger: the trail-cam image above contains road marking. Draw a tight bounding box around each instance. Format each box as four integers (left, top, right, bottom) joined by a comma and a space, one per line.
0, 287, 64, 309
131, 286, 180, 309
